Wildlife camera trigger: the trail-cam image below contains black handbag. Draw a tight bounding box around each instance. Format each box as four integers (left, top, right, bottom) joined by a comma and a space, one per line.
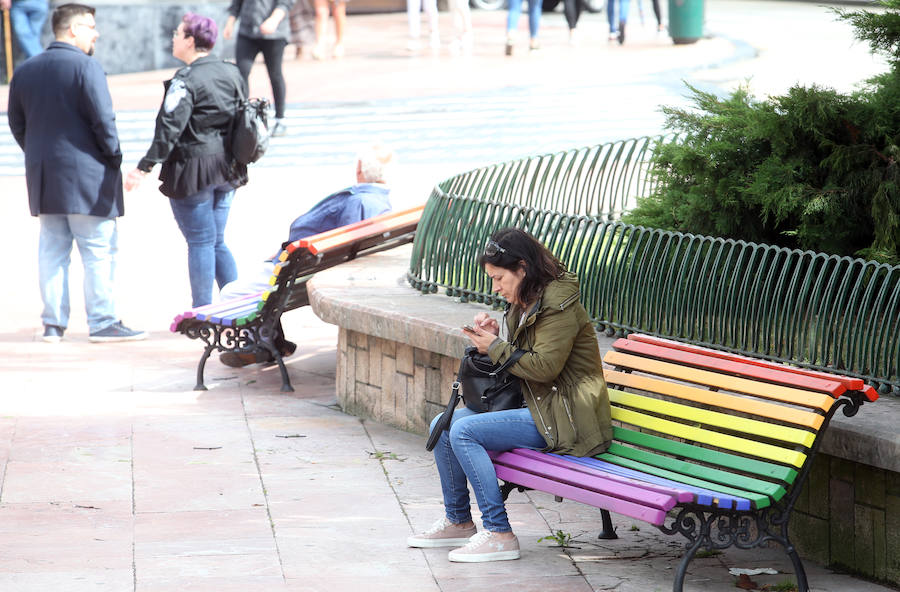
425, 347, 526, 451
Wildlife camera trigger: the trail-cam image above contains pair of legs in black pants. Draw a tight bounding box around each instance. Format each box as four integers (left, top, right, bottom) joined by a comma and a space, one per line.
234, 35, 288, 120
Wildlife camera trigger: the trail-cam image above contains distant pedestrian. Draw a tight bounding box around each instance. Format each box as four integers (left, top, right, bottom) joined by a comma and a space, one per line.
406, 0, 440, 52
312, 0, 347, 59
6, 3, 147, 343
289, 0, 315, 58
448, 0, 473, 54
223, 0, 294, 137
1, 0, 49, 59
125, 13, 248, 309
563, 0, 582, 44
505, 0, 541, 55
608, 0, 630, 43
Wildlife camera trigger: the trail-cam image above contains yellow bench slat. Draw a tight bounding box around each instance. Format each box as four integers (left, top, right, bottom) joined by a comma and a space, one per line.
604, 351, 834, 412
610, 405, 808, 468
604, 370, 825, 430
609, 389, 817, 448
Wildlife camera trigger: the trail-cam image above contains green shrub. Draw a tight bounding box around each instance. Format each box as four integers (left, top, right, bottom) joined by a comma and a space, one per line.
625, 1, 900, 264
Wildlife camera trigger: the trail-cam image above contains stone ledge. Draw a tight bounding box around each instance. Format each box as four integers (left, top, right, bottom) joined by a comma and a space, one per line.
307, 243, 900, 474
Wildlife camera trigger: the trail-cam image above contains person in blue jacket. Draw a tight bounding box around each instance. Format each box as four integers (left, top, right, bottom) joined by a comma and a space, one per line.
6, 3, 146, 344
217, 143, 395, 367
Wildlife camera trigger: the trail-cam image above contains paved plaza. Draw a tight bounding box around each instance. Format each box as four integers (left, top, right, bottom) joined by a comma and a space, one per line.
0, 1, 895, 590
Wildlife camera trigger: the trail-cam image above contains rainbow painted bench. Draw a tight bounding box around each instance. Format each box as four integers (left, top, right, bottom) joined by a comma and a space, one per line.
491, 333, 877, 592
170, 205, 424, 392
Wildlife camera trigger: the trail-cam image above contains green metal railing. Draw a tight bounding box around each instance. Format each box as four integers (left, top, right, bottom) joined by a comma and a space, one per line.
407, 139, 900, 394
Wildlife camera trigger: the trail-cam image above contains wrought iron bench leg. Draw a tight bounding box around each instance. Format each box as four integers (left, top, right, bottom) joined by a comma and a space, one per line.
673, 532, 705, 592
785, 542, 809, 592
598, 509, 618, 540
195, 344, 215, 391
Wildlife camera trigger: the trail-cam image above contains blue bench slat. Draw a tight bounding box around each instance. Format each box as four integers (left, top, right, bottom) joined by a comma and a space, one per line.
556, 455, 753, 511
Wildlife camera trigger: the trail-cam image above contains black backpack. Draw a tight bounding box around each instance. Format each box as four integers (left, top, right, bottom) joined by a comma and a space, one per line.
229, 97, 269, 165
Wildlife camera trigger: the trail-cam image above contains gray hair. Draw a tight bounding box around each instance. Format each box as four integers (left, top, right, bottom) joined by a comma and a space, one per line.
357, 143, 395, 184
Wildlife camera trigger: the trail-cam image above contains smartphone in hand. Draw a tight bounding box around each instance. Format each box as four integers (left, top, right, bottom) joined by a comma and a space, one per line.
462, 325, 477, 333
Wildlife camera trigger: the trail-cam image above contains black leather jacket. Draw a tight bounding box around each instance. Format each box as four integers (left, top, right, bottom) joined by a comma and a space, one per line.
138, 56, 248, 198
229, 0, 296, 40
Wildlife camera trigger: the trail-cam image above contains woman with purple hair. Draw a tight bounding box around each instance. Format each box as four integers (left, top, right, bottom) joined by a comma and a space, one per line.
124, 13, 249, 308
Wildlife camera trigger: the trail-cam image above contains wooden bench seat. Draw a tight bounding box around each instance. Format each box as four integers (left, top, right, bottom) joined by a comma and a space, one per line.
171, 205, 424, 392
491, 333, 876, 592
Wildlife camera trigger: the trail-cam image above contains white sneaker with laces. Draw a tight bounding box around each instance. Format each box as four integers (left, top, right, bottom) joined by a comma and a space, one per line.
407, 517, 477, 548
448, 530, 520, 562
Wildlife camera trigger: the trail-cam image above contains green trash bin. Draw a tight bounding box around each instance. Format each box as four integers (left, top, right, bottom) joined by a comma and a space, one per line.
668, 0, 704, 44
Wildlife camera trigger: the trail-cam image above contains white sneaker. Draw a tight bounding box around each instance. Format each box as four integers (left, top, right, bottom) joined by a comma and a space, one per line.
448, 530, 520, 562
407, 517, 477, 548
429, 31, 441, 49
407, 37, 422, 52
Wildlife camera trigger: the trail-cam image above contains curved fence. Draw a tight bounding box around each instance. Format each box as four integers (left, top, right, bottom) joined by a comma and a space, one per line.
407, 139, 900, 394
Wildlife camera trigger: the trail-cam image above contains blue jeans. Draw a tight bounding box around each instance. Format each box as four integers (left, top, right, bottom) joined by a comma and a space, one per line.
507, 0, 541, 39
10, 0, 49, 59
607, 0, 631, 32
38, 214, 118, 333
169, 183, 238, 307
430, 406, 546, 532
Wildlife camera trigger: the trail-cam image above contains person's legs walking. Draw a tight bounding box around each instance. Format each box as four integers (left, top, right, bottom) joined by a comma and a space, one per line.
234, 34, 259, 85
406, 0, 422, 45
38, 214, 74, 334
259, 38, 288, 132
332, 0, 347, 56
617, 0, 630, 43
9, 0, 47, 58
526, 0, 542, 45
169, 186, 217, 307
505, 0, 523, 54
68, 214, 119, 334
312, 0, 330, 59
211, 184, 238, 290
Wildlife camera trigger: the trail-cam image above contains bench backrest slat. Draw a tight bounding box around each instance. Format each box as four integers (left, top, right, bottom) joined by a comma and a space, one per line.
610, 389, 817, 448
606, 442, 787, 499
605, 369, 826, 430
626, 333, 879, 402
613, 426, 798, 484
613, 338, 848, 397
610, 403, 808, 468
605, 351, 835, 411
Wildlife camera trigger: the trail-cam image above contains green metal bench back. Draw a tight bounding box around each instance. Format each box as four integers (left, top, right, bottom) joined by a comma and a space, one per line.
407, 138, 900, 394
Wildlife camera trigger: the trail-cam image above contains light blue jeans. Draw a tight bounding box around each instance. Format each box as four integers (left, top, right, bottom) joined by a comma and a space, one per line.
38, 214, 118, 333
430, 406, 546, 532
169, 183, 238, 307
607, 0, 631, 32
10, 0, 49, 59
507, 0, 541, 39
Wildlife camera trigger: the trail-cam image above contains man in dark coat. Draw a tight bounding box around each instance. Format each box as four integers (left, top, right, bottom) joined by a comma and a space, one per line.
6, 3, 146, 343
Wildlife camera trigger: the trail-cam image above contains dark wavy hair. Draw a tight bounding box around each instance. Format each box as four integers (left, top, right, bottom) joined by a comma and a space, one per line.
182, 13, 218, 51
479, 227, 566, 307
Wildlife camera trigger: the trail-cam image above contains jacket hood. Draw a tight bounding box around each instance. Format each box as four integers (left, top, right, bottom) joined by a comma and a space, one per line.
539, 272, 581, 312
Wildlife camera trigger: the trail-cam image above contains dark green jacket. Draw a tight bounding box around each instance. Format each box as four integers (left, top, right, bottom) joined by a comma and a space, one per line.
487, 272, 613, 457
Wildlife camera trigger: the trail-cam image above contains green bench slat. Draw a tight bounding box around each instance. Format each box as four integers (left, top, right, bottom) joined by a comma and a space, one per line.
597, 452, 773, 509
606, 442, 788, 500
613, 427, 798, 484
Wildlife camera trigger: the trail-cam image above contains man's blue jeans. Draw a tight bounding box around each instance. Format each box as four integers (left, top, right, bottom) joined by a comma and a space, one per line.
168, 183, 238, 307
38, 214, 118, 333
507, 0, 541, 39
10, 0, 49, 59
430, 406, 546, 532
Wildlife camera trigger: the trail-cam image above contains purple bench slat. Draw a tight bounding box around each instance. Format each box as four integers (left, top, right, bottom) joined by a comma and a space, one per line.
206, 303, 262, 326
491, 451, 679, 511
492, 463, 669, 525
170, 292, 268, 331
508, 449, 695, 505
558, 455, 752, 511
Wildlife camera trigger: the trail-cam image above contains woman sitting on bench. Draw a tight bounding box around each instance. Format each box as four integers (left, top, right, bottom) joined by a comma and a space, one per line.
407, 227, 613, 562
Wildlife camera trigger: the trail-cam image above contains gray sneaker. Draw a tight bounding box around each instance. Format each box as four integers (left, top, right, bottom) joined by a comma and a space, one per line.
42, 325, 64, 343
448, 530, 520, 562
407, 517, 477, 548
89, 321, 148, 343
